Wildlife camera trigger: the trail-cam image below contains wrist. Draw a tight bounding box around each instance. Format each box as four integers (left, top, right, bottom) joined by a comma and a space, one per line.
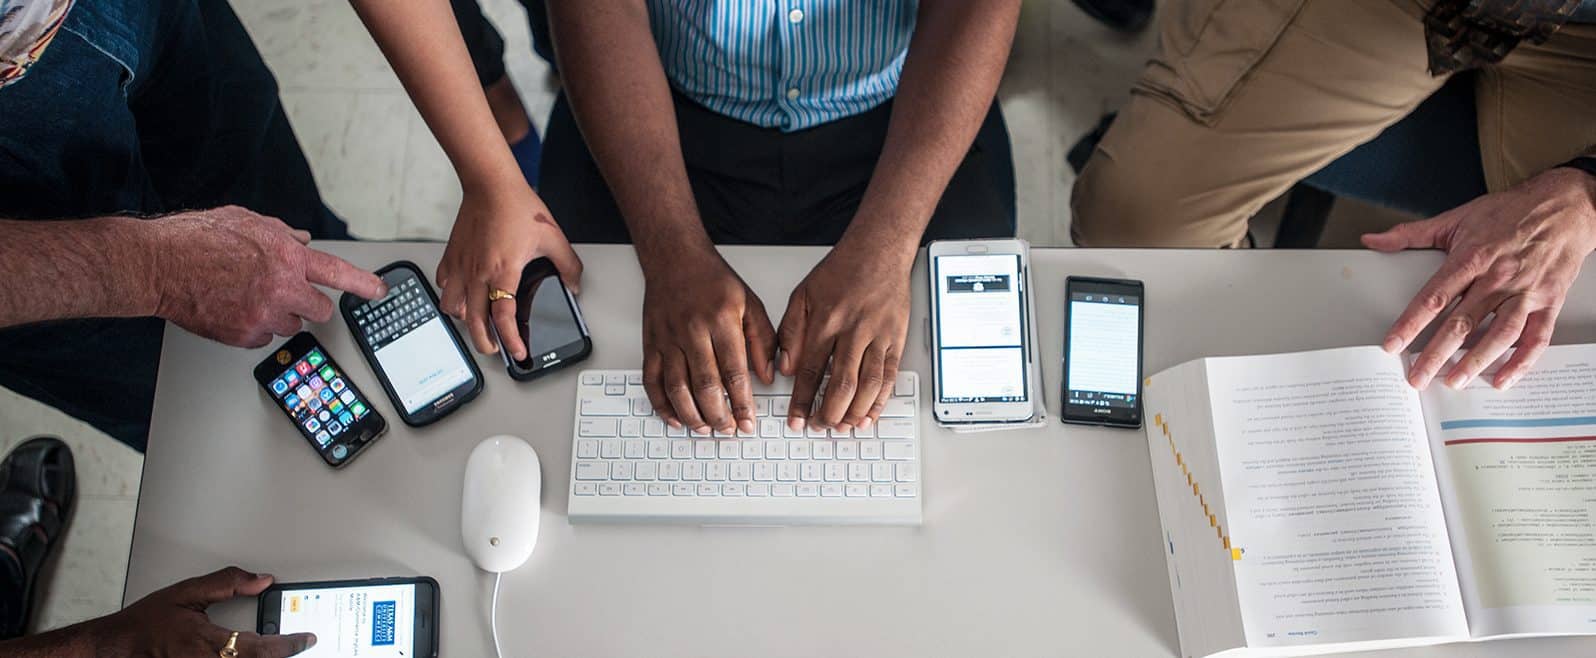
105, 216, 166, 318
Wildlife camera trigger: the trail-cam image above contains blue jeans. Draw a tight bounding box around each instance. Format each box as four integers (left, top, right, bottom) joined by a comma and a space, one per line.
0, 0, 347, 451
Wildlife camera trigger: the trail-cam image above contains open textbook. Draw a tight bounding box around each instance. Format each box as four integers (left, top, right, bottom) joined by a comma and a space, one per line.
1143, 343, 1596, 657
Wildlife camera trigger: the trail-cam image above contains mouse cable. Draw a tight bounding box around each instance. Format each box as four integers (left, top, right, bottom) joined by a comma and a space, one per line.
491, 572, 505, 658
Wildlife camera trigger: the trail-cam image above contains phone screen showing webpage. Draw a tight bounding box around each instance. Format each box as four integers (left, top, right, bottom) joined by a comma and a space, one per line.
934, 253, 1028, 404
1064, 285, 1141, 419
350, 275, 475, 414
277, 583, 416, 657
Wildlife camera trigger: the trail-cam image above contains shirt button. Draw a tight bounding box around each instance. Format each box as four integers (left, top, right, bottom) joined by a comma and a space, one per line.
786, 88, 801, 101
788, 8, 804, 23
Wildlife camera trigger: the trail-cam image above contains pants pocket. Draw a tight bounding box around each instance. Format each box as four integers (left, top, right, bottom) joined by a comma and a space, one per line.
1139, 0, 1307, 124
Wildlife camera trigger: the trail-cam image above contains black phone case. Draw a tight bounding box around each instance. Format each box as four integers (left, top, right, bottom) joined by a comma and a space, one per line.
253, 332, 388, 468
500, 258, 592, 381
339, 261, 483, 427
256, 576, 440, 657
1060, 275, 1145, 429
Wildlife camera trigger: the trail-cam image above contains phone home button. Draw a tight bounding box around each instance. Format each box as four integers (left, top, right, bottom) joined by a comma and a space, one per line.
262, 622, 279, 634
331, 445, 348, 460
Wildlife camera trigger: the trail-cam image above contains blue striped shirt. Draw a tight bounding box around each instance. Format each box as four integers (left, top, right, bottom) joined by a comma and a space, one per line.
647, 0, 918, 132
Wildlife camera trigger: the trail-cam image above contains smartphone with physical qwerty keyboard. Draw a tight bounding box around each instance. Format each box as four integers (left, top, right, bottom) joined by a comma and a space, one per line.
340, 261, 482, 427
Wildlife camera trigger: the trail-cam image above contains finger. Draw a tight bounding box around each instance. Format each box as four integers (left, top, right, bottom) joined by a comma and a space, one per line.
287, 285, 335, 324
437, 263, 465, 318
463, 282, 498, 355
663, 349, 707, 432
543, 230, 585, 295
489, 269, 526, 361
289, 229, 312, 245
711, 323, 757, 434
238, 331, 274, 350
686, 333, 736, 433
642, 349, 679, 427
745, 299, 777, 385
1381, 260, 1474, 354
1495, 307, 1558, 389
788, 327, 835, 430
269, 314, 303, 338
817, 337, 869, 430
1443, 295, 1535, 389
1359, 212, 1451, 253
866, 348, 900, 427
776, 295, 808, 377
303, 250, 387, 300
1408, 287, 1506, 390
843, 342, 889, 428
239, 630, 317, 658
169, 567, 273, 609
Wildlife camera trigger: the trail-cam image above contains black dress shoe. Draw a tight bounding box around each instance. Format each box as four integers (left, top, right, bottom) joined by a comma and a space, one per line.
0, 437, 76, 639
1070, 0, 1155, 33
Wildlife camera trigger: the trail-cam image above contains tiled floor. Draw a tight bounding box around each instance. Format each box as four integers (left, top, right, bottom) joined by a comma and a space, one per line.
4, 0, 1418, 633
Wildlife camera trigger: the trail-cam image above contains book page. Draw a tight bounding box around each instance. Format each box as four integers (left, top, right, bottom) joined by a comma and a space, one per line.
1204, 346, 1467, 649
1418, 343, 1596, 638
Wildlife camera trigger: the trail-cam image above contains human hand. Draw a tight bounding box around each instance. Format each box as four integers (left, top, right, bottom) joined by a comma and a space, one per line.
99, 567, 315, 657
778, 243, 912, 432
640, 252, 776, 434
436, 185, 582, 361
1363, 167, 1596, 390
150, 206, 387, 348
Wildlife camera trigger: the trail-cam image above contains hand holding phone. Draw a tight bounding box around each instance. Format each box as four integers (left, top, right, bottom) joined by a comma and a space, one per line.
494, 257, 592, 381
342, 262, 483, 426
258, 577, 438, 658
254, 333, 387, 468
1061, 276, 1145, 428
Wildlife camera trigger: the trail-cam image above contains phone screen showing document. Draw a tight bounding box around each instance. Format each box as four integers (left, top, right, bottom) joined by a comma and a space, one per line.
933, 253, 1029, 404
277, 583, 415, 657
1064, 279, 1142, 424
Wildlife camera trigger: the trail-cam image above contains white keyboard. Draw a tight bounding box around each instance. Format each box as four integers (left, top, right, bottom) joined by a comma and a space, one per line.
568, 370, 922, 525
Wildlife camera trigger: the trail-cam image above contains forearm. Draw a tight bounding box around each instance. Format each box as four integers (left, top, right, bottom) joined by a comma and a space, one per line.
547, 0, 712, 275
0, 217, 160, 329
844, 0, 1021, 265
347, 0, 522, 193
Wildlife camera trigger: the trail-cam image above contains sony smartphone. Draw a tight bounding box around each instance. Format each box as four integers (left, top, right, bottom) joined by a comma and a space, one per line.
1061, 276, 1145, 428
258, 577, 438, 658
254, 333, 388, 468
341, 261, 482, 426
495, 257, 592, 381
927, 239, 1036, 424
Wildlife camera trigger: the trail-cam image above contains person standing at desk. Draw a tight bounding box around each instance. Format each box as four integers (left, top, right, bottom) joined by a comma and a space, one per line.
539, 0, 1022, 437
1070, 0, 1596, 392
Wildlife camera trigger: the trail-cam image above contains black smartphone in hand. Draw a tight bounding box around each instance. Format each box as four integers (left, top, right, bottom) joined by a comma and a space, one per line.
254, 333, 388, 468
1061, 276, 1145, 429
258, 576, 439, 657
496, 257, 591, 381
341, 261, 483, 426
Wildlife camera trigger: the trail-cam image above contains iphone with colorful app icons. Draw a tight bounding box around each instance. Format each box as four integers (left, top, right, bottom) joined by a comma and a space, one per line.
254, 333, 388, 468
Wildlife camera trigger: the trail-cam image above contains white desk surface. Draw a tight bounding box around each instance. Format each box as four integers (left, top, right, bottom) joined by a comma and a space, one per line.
126, 243, 1596, 657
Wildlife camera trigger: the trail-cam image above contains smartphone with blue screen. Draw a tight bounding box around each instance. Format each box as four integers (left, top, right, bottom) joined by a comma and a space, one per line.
258, 576, 438, 658
1061, 276, 1145, 428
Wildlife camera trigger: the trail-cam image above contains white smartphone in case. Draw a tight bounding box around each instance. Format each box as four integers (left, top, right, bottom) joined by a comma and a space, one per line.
927, 238, 1037, 424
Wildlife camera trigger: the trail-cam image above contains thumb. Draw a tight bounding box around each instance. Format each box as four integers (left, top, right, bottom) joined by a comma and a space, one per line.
168, 567, 273, 609
775, 294, 808, 377
1361, 213, 1454, 253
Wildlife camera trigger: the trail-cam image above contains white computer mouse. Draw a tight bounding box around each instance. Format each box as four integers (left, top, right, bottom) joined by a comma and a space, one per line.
461, 435, 542, 573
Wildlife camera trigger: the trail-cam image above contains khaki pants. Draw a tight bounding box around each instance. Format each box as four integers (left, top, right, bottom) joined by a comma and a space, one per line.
1070, 0, 1596, 248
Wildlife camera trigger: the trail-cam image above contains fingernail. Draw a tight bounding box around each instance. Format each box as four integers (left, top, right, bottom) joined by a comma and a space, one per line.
305, 635, 318, 648
788, 417, 805, 431
1409, 373, 1429, 390
836, 423, 852, 434
696, 425, 711, 434
1446, 372, 1468, 389
858, 417, 873, 429
1382, 336, 1402, 353
741, 419, 756, 433
1500, 374, 1519, 389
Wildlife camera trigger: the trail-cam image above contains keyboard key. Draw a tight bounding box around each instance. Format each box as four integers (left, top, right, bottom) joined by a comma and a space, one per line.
812, 440, 833, 459
580, 372, 603, 386
824, 463, 846, 482
624, 483, 647, 496
667, 425, 687, 438
604, 374, 625, 386
764, 440, 786, 459
648, 483, 671, 496
604, 384, 626, 396
723, 483, 746, 497
800, 463, 822, 482
821, 483, 843, 497
635, 462, 658, 481
659, 462, 681, 481
580, 419, 619, 437
671, 441, 693, 459
852, 423, 875, 439
895, 484, 918, 498
575, 462, 608, 480
894, 373, 914, 397
575, 439, 599, 459
740, 440, 764, 460
870, 484, 893, 497
877, 419, 914, 439
581, 398, 629, 416
718, 441, 739, 460
673, 483, 695, 496
697, 483, 720, 496
691, 428, 712, 438
752, 397, 772, 416
747, 484, 770, 497
759, 418, 782, 438
859, 441, 883, 460
574, 482, 598, 495
694, 441, 716, 459
771, 397, 791, 417
806, 425, 828, 438
600, 483, 623, 496
682, 462, 704, 481
753, 463, 775, 481
845, 484, 868, 497
836, 441, 859, 460
644, 419, 665, 437
611, 462, 634, 480
627, 372, 643, 386
623, 439, 645, 458
884, 442, 914, 461
871, 463, 893, 482
620, 419, 642, 438
601, 439, 622, 459
895, 463, 918, 482
789, 440, 811, 460
647, 440, 669, 459
881, 398, 914, 418
773, 484, 796, 497
848, 463, 869, 482
797, 483, 819, 497
730, 462, 752, 481
783, 423, 804, 438
706, 462, 728, 481
776, 463, 799, 481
